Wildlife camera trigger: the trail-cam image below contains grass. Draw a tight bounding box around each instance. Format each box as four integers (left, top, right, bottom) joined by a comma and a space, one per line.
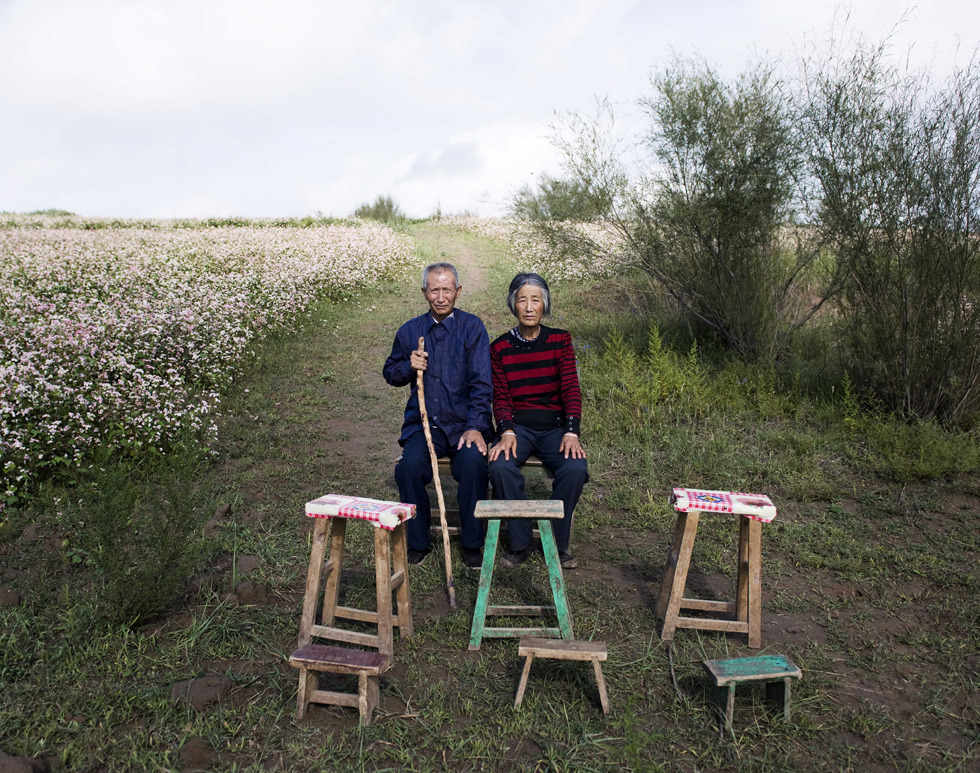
1, 222, 978, 770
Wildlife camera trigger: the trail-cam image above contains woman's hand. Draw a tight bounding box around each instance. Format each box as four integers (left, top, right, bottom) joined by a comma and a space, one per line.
488, 432, 517, 462
560, 433, 585, 459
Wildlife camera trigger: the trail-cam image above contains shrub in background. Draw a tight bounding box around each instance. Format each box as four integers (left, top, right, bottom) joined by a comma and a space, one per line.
512, 173, 612, 222
802, 40, 980, 425
520, 60, 841, 362
354, 194, 405, 224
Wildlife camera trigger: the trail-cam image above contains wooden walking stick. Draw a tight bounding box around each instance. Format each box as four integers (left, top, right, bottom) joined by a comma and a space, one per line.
416, 337, 457, 608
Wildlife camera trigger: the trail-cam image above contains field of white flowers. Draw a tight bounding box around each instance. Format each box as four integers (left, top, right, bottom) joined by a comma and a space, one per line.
0, 218, 417, 508
445, 216, 625, 281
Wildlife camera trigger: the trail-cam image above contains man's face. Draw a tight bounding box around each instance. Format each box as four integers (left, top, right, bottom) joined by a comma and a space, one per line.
424, 270, 461, 322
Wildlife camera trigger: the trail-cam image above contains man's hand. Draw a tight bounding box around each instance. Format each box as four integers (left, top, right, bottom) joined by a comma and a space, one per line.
488, 432, 517, 462
457, 429, 487, 455
410, 346, 428, 372
559, 434, 586, 459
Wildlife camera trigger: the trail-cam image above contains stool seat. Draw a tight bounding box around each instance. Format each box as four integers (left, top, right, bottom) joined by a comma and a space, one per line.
474, 500, 563, 519
702, 654, 801, 735
515, 637, 610, 713
468, 500, 573, 650
289, 643, 391, 725
655, 487, 774, 648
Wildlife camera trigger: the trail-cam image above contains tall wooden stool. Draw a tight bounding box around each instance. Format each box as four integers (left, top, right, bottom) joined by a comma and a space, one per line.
515, 637, 610, 714
298, 494, 415, 656
469, 500, 574, 651
655, 488, 776, 649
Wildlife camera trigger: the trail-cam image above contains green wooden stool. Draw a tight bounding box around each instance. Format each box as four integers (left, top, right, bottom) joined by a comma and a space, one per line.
468, 500, 574, 651
702, 655, 802, 736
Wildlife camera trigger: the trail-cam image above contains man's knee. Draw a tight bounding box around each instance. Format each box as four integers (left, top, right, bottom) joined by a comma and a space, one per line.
454, 445, 489, 480
395, 449, 432, 489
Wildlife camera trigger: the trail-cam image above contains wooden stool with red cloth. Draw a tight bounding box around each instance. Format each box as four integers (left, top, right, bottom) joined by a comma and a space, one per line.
289, 494, 415, 724
655, 488, 776, 648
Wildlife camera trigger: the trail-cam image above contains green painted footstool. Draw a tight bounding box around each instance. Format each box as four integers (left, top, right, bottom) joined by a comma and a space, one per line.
468, 500, 574, 650
702, 655, 802, 736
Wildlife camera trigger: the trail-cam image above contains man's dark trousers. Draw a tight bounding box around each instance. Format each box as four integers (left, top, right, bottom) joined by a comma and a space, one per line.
396, 427, 487, 552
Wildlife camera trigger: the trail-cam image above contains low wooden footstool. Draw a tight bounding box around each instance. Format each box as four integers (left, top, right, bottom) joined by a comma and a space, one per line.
515, 637, 610, 714
702, 655, 801, 736
289, 643, 390, 725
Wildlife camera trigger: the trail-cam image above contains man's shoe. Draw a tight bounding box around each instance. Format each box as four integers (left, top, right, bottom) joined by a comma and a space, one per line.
462, 547, 483, 570
407, 547, 431, 565
559, 552, 578, 569
500, 547, 531, 568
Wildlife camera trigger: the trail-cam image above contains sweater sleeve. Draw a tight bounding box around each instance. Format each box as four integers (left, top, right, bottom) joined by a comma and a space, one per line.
559, 332, 582, 435
490, 338, 515, 433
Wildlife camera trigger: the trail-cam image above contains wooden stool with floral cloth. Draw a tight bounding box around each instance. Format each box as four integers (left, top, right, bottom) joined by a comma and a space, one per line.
655, 488, 776, 648
289, 495, 415, 724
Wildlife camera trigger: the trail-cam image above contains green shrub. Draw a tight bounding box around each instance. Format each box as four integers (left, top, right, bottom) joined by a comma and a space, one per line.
801, 40, 980, 425
523, 59, 841, 362
511, 173, 611, 221
354, 194, 405, 224
73, 452, 207, 625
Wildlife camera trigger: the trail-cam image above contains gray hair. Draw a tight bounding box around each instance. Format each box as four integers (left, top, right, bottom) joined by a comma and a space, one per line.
507, 272, 551, 317
422, 262, 460, 290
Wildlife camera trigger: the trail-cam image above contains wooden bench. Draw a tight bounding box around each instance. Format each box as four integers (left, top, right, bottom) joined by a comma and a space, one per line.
289, 643, 390, 725
428, 455, 554, 538
656, 489, 774, 648
701, 655, 801, 736
515, 637, 610, 714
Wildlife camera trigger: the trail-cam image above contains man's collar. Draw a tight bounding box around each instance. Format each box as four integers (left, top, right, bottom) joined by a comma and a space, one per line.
428, 311, 456, 327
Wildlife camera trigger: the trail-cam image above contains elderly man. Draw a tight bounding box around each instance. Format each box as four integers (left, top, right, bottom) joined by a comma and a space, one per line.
383, 262, 492, 568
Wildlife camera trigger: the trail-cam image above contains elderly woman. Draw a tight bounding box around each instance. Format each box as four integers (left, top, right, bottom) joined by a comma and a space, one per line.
487, 273, 588, 569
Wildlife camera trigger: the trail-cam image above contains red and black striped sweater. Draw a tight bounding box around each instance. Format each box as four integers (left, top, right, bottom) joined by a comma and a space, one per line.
489, 325, 582, 436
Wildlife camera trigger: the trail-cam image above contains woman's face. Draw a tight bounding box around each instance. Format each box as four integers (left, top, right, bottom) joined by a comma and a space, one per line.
514, 284, 545, 329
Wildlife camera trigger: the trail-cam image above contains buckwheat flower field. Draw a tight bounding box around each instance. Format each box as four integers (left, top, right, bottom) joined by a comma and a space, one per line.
0, 219, 417, 507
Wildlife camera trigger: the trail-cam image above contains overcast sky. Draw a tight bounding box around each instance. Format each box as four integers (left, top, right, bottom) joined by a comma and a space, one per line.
1, 0, 977, 219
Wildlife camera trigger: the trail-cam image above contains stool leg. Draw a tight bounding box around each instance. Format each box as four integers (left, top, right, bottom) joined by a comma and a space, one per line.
655, 512, 689, 620
299, 520, 330, 647
736, 516, 750, 624
469, 519, 500, 651
724, 684, 735, 736
539, 520, 574, 639
392, 522, 414, 638
296, 667, 316, 721
659, 512, 699, 642
747, 518, 762, 648
357, 673, 370, 726
765, 677, 792, 721
320, 518, 347, 629
592, 659, 610, 715
375, 527, 394, 657
514, 653, 535, 707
